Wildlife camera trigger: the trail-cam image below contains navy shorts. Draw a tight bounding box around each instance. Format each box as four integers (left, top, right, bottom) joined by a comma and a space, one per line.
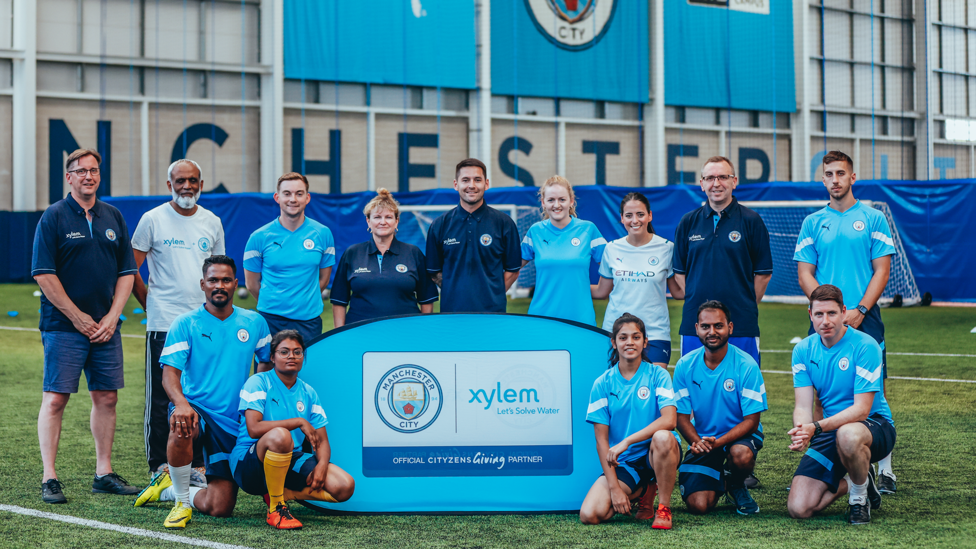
678, 433, 764, 498
682, 335, 760, 366
808, 305, 887, 378
168, 403, 238, 482
259, 311, 323, 346
232, 442, 319, 496
42, 329, 124, 393
646, 339, 672, 365
793, 414, 896, 492
603, 441, 682, 494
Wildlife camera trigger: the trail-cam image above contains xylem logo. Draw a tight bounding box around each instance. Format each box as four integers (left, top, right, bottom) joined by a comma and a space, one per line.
163, 238, 186, 247
469, 383, 540, 410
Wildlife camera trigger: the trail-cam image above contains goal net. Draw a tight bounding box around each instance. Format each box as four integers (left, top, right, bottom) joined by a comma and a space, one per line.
744, 201, 921, 306
397, 204, 543, 295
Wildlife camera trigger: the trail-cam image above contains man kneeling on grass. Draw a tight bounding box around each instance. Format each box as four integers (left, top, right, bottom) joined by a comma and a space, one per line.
230, 329, 354, 529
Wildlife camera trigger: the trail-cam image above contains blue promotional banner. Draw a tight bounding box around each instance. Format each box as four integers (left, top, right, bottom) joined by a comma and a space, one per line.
298, 314, 610, 512
284, 0, 476, 89
492, 0, 649, 102
665, 0, 796, 112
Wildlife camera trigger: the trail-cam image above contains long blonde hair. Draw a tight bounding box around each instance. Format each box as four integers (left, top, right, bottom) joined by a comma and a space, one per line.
538, 175, 577, 219
363, 188, 400, 219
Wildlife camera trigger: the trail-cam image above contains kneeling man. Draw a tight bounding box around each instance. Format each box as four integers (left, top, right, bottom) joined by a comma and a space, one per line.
231, 329, 354, 529
134, 256, 271, 528
788, 284, 894, 525
674, 300, 767, 516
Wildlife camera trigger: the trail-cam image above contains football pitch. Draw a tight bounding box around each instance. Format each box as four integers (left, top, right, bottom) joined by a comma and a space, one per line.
0, 283, 973, 548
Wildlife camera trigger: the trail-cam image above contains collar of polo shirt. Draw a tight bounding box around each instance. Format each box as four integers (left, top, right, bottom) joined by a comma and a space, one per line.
65, 192, 103, 217
705, 196, 739, 217
366, 236, 403, 256
461, 200, 489, 220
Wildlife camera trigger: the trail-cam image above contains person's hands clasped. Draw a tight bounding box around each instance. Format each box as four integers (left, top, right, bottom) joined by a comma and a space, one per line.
690, 436, 716, 455
89, 315, 119, 344
787, 423, 815, 452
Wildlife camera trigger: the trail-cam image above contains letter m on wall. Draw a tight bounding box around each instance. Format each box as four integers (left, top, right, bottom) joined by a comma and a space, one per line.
49, 120, 112, 205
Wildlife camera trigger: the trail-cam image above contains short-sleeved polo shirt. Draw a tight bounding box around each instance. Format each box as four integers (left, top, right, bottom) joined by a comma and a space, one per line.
673, 197, 772, 337
31, 193, 138, 332
425, 202, 521, 313
330, 237, 439, 324
243, 217, 335, 321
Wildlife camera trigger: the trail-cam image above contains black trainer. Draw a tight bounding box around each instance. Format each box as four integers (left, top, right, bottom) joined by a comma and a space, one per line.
847, 501, 871, 525
92, 472, 141, 495
744, 472, 760, 489
878, 471, 897, 494
42, 478, 67, 504
866, 471, 882, 510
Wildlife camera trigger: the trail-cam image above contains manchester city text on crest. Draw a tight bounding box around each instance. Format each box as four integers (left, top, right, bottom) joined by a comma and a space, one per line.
524, 0, 617, 50
374, 365, 443, 434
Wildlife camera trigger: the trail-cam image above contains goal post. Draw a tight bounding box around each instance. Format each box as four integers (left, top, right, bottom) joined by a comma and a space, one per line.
742, 200, 922, 307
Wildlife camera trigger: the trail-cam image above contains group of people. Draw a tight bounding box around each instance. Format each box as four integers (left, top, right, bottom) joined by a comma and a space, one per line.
30, 148, 896, 530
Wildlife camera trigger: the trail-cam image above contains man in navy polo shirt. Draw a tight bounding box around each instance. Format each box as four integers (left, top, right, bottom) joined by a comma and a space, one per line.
31, 148, 141, 504
426, 158, 521, 313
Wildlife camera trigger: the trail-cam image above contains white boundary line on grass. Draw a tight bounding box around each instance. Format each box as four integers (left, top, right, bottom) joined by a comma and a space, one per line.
0, 504, 254, 549
759, 369, 976, 384
760, 348, 976, 358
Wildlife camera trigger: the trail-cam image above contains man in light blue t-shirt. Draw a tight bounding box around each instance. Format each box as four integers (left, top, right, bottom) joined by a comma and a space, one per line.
244, 172, 335, 344
794, 150, 898, 493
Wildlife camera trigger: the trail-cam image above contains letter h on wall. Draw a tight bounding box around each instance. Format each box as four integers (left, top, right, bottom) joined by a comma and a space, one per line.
292, 128, 342, 194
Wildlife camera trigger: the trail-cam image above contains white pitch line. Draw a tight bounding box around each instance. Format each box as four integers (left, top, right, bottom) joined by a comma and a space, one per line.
0, 325, 143, 339
760, 348, 976, 358
0, 504, 254, 549
759, 369, 976, 384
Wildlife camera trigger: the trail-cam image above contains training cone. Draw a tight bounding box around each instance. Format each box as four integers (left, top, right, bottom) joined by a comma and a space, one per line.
134, 308, 144, 314
7, 311, 18, 317
141, 319, 148, 325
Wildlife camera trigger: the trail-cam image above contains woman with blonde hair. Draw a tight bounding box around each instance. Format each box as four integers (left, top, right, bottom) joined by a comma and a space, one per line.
331, 189, 438, 327
520, 175, 606, 325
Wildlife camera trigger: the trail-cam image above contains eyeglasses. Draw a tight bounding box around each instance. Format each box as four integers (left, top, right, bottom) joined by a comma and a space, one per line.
69, 168, 100, 177
702, 175, 734, 183
275, 349, 304, 358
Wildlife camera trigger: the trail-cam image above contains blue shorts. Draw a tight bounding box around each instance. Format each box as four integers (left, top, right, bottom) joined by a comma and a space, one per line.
603, 443, 683, 494
232, 443, 319, 496
681, 335, 760, 366
168, 403, 238, 482
259, 311, 323, 346
808, 305, 887, 379
646, 339, 672, 365
42, 329, 124, 393
678, 433, 763, 498
793, 414, 896, 492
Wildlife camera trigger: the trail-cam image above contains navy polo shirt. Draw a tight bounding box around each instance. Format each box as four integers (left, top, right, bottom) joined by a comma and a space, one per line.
31, 193, 138, 332
673, 197, 772, 337
331, 237, 439, 324
425, 202, 521, 313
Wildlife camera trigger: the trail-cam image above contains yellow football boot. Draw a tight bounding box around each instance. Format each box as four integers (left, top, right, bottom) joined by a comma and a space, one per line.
133, 472, 172, 507
164, 501, 193, 529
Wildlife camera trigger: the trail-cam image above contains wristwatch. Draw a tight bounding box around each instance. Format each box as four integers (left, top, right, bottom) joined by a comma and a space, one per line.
813, 421, 823, 437
856, 304, 869, 315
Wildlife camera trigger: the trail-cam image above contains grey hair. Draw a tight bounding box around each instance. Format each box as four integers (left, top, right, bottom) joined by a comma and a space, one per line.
168, 159, 203, 182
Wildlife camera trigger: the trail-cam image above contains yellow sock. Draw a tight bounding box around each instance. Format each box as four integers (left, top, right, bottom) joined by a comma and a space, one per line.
283, 486, 338, 503
263, 450, 292, 512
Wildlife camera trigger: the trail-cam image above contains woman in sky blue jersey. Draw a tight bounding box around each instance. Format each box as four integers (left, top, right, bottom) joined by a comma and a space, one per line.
520, 176, 606, 325
580, 313, 682, 530
592, 193, 684, 368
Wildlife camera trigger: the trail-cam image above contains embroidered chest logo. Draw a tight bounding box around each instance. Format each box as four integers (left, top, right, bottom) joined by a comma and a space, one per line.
105, 229, 117, 241
303, 239, 315, 250
648, 256, 660, 266
571, 238, 581, 247
691, 380, 703, 390
443, 237, 460, 246
839, 357, 850, 371
723, 379, 736, 392
689, 234, 705, 242
480, 234, 493, 246
354, 267, 371, 274
66, 231, 85, 239
821, 223, 831, 232
201, 332, 213, 342
197, 237, 211, 252
728, 231, 742, 243
237, 329, 249, 343
637, 386, 650, 400
396, 264, 408, 273
296, 401, 305, 413
852, 221, 865, 232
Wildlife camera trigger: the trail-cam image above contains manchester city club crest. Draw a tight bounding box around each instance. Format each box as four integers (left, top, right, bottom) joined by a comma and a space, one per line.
571, 237, 581, 247
105, 229, 117, 241
648, 256, 660, 266
303, 238, 315, 250
396, 264, 408, 273
637, 386, 650, 400
237, 329, 249, 343
197, 237, 211, 252
729, 231, 742, 242
724, 378, 735, 392
480, 234, 493, 246
296, 400, 305, 413
524, 0, 617, 50
853, 220, 866, 232
375, 365, 443, 434
839, 357, 850, 371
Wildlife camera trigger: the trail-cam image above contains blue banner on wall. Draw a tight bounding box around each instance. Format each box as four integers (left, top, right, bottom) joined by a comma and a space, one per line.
493, 0, 649, 102
284, 0, 476, 89
665, 0, 795, 112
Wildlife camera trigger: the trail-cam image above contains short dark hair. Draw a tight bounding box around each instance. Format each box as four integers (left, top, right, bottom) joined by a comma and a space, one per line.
455, 158, 487, 180
277, 172, 309, 191
66, 149, 102, 171
822, 150, 854, 172
701, 156, 735, 177
202, 255, 236, 277
270, 329, 305, 355
810, 284, 845, 309
697, 300, 731, 324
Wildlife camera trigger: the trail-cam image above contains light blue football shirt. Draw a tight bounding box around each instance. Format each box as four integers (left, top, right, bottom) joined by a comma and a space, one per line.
792, 327, 892, 424
159, 305, 272, 433
586, 361, 679, 464
244, 217, 336, 320
230, 371, 328, 474
521, 217, 606, 325
673, 345, 767, 441
793, 201, 896, 308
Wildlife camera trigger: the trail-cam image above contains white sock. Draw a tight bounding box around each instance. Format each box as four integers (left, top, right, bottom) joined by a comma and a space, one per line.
170, 464, 192, 506
159, 487, 175, 501
849, 477, 868, 505
187, 487, 202, 509
878, 453, 895, 477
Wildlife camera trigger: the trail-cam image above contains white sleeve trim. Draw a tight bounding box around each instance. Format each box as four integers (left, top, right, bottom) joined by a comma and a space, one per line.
521, 235, 533, 248
256, 334, 272, 348
792, 363, 806, 374
325, 246, 335, 255
311, 404, 327, 419
741, 388, 764, 403
655, 387, 674, 400
590, 237, 607, 248
160, 341, 189, 357
239, 389, 266, 403
675, 388, 690, 400
795, 237, 814, 254
871, 232, 894, 247
243, 250, 262, 260
856, 365, 883, 383
587, 398, 608, 415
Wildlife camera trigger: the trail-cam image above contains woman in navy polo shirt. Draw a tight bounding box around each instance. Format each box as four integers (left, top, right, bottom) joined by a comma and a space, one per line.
331, 189, 439, 327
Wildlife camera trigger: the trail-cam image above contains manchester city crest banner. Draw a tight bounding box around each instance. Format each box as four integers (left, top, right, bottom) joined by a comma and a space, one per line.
284, 0, 476, 89
665, 0, 796, 112
492, 0, 649, 103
